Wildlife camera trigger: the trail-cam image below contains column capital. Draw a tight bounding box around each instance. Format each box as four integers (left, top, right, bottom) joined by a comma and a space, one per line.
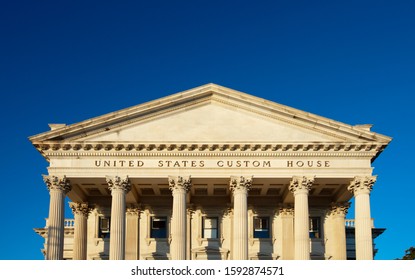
43, 175, 71, 194
328, 202, 351, 217
106, 175, 131, 193
222, 206, 233, 217
69, 202, 91, 217
168, 176, 191, 193
347, 176, 376, 195
229, 176, 253, 194
289, 176, 314, 195
126, 204, 141, 216
278, 205, 295, 217
187, 204, 195, 217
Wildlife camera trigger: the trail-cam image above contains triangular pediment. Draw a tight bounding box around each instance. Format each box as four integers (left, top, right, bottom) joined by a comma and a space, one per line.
30, 83, 391, 145
78, 102, 342, 142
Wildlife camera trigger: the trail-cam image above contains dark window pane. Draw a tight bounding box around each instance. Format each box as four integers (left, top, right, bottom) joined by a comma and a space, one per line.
254, 229, 269, 238
254, 217, 270, 238
151, 217, 167, 238
99, 217, 110, 238
309, 217, 321, 238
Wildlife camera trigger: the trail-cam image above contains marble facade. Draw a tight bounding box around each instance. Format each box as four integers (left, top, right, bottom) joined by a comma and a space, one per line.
31, 84, 391, 260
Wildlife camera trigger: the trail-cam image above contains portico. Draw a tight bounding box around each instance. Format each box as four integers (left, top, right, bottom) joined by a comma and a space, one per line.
31, 84, 391, 260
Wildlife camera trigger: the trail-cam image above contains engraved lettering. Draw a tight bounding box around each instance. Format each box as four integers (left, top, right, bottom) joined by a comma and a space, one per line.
286, 160, 330, 168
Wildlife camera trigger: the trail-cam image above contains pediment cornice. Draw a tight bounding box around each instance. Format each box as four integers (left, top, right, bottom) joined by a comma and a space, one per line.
34, 141, 388, 160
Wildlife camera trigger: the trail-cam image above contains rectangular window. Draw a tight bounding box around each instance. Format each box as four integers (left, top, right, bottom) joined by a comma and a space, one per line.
151, 217, 167, 238
203, 217, 218, 238
99, 217, 110, 238
309, 217, 321, 238
254, 217, 270, 238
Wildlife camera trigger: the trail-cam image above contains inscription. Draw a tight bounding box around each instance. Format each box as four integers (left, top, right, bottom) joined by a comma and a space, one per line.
94, 159, 331, 168
287, 160, 330, 168
158, 160, 205, 168
95, 160, 144, 167
217, 160, 271, 168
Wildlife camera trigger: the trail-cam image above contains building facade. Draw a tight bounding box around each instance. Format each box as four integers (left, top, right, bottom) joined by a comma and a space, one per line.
30, 84, 391, 260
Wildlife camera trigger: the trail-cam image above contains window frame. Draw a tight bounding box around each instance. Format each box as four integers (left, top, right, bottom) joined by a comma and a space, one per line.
309, 216, 321, 239
99, 216, 110, 238
253, 216, 270, 238
202, 216, 219, 239
150, 216, 168, 238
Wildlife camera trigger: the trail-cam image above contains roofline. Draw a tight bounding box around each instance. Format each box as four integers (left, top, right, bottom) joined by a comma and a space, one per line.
29, 83, 392, 145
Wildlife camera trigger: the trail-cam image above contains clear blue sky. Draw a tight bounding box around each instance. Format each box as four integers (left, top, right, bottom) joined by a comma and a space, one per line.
0, 1, 414, 260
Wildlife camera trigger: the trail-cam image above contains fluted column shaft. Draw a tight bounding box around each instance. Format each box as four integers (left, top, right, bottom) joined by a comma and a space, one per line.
348, 176, 376, 260
169, 176, 191, 260
43, 175, 71, 260
328, 203, 350, 260
107, 176, 131, 260
289, 176, 314, 260
69, 202, 90, 260
230, 176, 252, 260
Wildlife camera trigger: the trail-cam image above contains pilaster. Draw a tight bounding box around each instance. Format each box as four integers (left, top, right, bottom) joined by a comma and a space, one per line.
276, 205, 295, 260
125, 204, 141, 260
186, 206, 194, 260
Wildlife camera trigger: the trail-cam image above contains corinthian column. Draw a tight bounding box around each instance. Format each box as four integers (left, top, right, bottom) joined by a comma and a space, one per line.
106, 176, 131, 260
230, 176, 252, 260
348, 176, 376, 260
327, 202, 350, 260
289, 176, 314, 260
169, 176, 191, 260
69, 202, 90, 260
43, 175, 72, 260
